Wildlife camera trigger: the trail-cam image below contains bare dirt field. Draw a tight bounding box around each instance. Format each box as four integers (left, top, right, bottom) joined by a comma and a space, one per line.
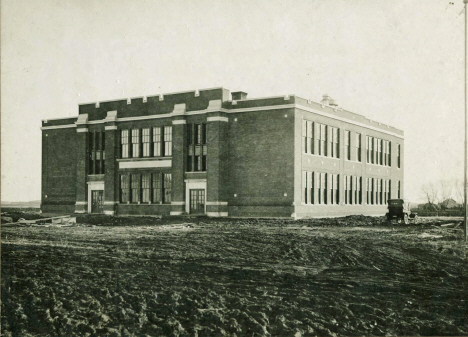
2, 214, 468, 336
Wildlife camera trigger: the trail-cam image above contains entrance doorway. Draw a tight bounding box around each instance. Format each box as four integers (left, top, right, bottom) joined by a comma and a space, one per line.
189, 189, 205, 214
91, 190, 104, 213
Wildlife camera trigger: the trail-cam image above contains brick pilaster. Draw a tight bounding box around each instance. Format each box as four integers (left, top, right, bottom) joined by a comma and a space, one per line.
206, 113, 229, 216
74, 122, 88, 213
171, 118, 186, 215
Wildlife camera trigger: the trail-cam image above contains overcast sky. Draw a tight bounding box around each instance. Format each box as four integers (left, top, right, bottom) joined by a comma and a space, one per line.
1, 0, 466, 203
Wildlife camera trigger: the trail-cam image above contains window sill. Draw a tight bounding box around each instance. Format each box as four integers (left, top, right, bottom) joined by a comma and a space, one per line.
118, 157, 172, 162
119, 202, 171, 205
302, 153, 340, 160
366, 162, 391, 168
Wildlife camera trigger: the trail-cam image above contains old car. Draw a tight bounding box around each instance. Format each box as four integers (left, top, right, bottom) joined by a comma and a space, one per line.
386, 199, 418, 224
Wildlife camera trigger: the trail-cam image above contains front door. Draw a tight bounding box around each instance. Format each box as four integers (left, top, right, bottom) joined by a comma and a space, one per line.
189, 189, 205, 214
91, 190, 104, 213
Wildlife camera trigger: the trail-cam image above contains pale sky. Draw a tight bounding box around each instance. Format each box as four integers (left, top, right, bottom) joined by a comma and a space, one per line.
1, 0, 466, 203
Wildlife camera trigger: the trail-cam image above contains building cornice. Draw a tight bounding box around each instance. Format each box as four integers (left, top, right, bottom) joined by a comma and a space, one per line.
41, 102, 403, 138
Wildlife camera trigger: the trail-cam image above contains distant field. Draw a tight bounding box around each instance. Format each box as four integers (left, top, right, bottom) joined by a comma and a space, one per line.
2, 215, 468, 336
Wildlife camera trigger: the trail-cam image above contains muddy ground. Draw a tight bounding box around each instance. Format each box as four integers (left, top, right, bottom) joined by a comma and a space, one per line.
2, 214, 468, 336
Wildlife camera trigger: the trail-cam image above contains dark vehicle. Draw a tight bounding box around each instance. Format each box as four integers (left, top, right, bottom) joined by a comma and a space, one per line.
386, 199, 418, 224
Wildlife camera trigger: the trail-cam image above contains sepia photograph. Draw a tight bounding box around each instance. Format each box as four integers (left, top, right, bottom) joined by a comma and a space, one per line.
1, 0, 468, 336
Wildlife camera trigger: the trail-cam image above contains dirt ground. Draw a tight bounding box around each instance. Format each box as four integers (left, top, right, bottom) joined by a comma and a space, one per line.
2, 214, 468, 336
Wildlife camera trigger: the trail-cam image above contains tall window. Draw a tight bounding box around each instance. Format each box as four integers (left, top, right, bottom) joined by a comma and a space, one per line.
383, 141, 387, 166
330, 127, 339, 158
131, 174, 140, 203
356, 134, 361, 162
152, 173, 162, 203
345, 130, 350, 160
302, 120, 314, 154
142, 128, 151, 157
121, 130, 129, 158
131, 129, 140, 158
353, 176, 358, 205
153, 127, 161, 157
330, 174, 339, 205
120, 175, 130, 203
357, 177, 362, 205
377, 139, 382, 165
388, 142, 392, 166
397, 144, 401, 168
163, 126, 172, 156
373, 138, 378, 164
187, 123, 207, 172
163, 173, 172, 203
89, 132, 105, 174
366, 136, 371, 163
321, 173, 327, 204
302, 171, 314, 204
388, 180, 392, 200
142, 173, 151, 203
398, 180, 401, 198
318, 124, 327, 156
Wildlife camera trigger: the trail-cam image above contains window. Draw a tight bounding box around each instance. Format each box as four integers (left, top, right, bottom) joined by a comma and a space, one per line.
120, 175, 130, 203
131, 129, 140, 158
142, 173, 151, 203
373, 138, 378, 164
321, 173, 327, 204
330, 174, 339, 205
345, 176, 352, 205
318, 124, 327, 156
330, 127, 339, 158
377, 139, 382, 165
354, 176, 358, 205
152, 173, 162, 203
302, 120, 314, 154
121, 130, 129, 158
187, 123, 207, 172
397, 144, 401, 168
383, 141, 387, 166
89, 132, 105, 174
398, 180, 401, 198
366, 136, 371, 163
163, 126, 172, 156
131, 174, 140, 203
388, 142, 392, 166
356, 134, 361, 162
302, 171, 308, 204
345, 130, 350, 160
388, 180, 392, 201
153, 127, 161, 157
163, 173, 172, 203
357, 177, 362, 204
142, 128, 151, 157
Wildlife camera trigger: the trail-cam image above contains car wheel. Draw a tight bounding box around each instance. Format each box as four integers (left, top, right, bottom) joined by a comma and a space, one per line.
404, 214, 409, 225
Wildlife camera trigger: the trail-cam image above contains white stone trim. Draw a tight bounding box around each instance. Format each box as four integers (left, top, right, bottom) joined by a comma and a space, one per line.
104, 210, 115, 215
105, 125, 118, 130
45, 102, 403, 138
296, 104, 404, 139
77, 128, 88, 133
207, 212, 228, 217
171, 201, 186, 205
170, 211, 184, 215
41, 124, 76, 130
104, 110, 118, 122
185, 179, 207, 214
205, 201, 228, 206
207, 116, 229, 123
119, 159, 172, 169
172, 120, 187, 125
87, 181, 104, 213
75, 210, 86, 214
172, 103, 186, 115
75, 201, 88, 205
104, 201, 119, 205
